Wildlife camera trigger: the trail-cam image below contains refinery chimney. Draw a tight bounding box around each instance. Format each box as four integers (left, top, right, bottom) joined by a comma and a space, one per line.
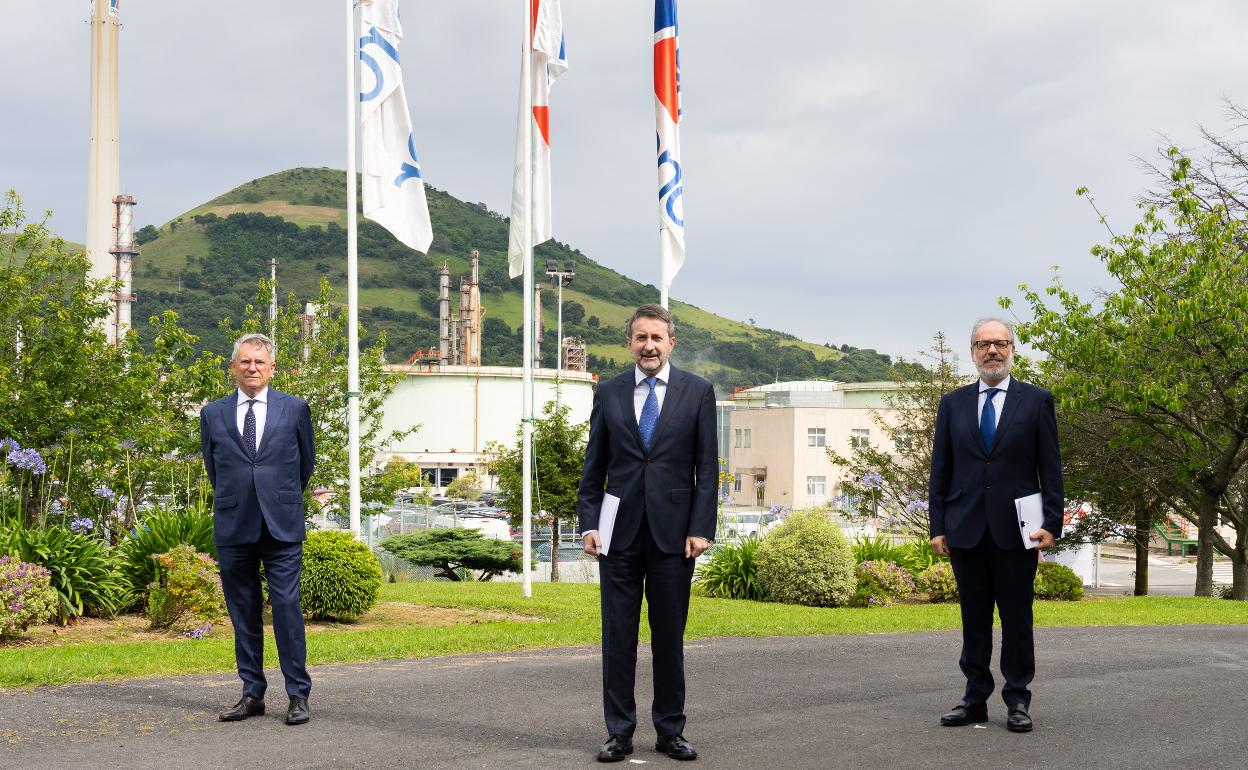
437, 264, 451, 365
108, 195, 138, 340
87, 0, 124, 341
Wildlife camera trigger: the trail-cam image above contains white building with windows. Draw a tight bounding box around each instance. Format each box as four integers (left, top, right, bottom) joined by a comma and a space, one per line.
725, 381, 902, 509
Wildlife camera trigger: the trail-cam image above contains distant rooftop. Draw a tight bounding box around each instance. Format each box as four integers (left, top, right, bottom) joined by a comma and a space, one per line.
730, 380, 899, 409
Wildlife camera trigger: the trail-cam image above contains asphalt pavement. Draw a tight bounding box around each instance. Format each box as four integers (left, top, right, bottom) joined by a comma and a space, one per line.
4, 625, 1247, 769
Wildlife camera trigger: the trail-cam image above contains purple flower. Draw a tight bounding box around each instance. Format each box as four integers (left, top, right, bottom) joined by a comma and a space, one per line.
8, 448, 46, 475
860, 471, 884, 490
92, 485, 116, 501
907, 499, 929, 514
0, 437, 19, 453
118, 440, 137, 451
70, 517, 95, 534
183, 623, 212, 640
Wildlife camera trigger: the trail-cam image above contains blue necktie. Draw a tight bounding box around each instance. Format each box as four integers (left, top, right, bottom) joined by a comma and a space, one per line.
980, 387, 1000, 452
243, 399, 258, 458
639, 377, 659, 452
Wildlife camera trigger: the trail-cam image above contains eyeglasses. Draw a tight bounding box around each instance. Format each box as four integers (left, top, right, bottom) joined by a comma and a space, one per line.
972, 340, 1013, 351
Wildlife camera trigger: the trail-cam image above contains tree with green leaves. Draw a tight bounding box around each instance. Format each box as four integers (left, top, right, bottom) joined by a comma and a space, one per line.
1009, 153, 1248, 597
221, 278, 415, 512
445, 472, 482, 501
827, 333, 968, 536
380, 528, 523, 581
485, 400, 587, 582
0, 190, 223, 532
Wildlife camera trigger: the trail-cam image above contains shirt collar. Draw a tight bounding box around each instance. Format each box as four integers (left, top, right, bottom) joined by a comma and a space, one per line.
979, 375, 1011, 393
236, 386, 270, 405
635, 362, 671, 387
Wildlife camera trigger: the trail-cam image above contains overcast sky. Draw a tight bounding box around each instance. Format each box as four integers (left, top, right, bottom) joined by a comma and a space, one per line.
4, 1, 1247, 366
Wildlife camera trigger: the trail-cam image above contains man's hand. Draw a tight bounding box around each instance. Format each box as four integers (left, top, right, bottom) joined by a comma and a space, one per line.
1029, 528, 1056, 550
582, 531, 602, 556
685, 536, 711, 559
931, 535, 949, 557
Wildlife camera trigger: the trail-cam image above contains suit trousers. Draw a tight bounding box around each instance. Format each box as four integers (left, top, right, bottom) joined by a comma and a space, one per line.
598, 514, 696, 737
216, 512, 310, 700
948, 529, 1039, 707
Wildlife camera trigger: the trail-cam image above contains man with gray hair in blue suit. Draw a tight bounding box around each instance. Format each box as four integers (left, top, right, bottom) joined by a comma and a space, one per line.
201, 332, 316, 725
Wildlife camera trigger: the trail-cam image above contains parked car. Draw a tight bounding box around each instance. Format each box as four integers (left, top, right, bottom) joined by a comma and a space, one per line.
533, 541, 594, 563
721, 510, 780, 540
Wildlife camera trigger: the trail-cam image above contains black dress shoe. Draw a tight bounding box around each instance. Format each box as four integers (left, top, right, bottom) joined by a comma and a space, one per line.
940, 702, 988, 726
285, 696, 311, 726
655, 733, 698, 761
218, 695, 265, 722
596, 734, 633, 762
1007, 703, 1033, 733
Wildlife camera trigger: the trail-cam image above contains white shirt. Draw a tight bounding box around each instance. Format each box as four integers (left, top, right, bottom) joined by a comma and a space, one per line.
977, 376, 1010, 429
235, 386, 270, 448
634, 362, 671, 423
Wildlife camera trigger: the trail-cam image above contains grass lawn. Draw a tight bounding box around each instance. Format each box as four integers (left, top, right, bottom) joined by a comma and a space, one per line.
1, 583, 1245, 689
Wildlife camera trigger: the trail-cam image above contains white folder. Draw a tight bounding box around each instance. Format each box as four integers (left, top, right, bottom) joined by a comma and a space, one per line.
1015, 493, 1044, 550
598, 494, 621, 555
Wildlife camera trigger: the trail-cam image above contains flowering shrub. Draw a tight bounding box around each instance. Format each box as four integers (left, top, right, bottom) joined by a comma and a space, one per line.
852, 560, 915, 607
0, 555, 57, 639
147, 545, 226, 634
916, 561, 958, 602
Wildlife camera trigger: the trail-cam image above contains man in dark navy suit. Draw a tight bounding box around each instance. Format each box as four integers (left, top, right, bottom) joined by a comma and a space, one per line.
578, 304, 717, 762
201, 332, 316, 726
929, 317, 1064, 733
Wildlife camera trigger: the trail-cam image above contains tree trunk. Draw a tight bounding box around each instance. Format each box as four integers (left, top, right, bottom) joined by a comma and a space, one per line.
550, 518, 560, 583
1132, 500, 1150, 596
1233, 519, 1248, 601
1195, 490, 1219, 597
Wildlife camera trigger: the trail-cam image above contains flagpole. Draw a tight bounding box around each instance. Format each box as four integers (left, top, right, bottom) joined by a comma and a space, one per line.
520, 0, 534, 598
345, 0, 362, 538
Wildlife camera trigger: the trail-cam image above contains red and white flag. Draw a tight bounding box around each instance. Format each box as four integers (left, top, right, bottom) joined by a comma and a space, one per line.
508, 0, 568, 278
655, 0, 685, 297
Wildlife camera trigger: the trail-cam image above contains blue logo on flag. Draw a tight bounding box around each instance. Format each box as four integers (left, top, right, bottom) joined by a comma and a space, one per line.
359, 26, 400, 103
395, 134, 422, 187
657, 147, 684, 227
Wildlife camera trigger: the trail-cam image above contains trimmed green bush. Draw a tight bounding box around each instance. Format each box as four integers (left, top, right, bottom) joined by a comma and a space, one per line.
1034, 561, 1084, 601
694, 533, 764, 601
916, 561, 958, 602
147, 545, 226, 634
118, 505, 216, 604
0, 525, 130, 622
852, 560, 915, 607
755, 510, 856, 608
301, 531, 382, 620
0, 556, 57, 639
381, 529, 525, 581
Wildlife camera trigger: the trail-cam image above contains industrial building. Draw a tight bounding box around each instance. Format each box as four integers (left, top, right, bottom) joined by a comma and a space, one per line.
724, 380, 902, 510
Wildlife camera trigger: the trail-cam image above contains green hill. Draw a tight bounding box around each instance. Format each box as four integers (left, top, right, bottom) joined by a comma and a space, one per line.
132, 168, 891, 394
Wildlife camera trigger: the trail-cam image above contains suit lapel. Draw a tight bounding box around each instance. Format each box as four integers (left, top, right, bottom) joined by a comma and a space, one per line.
617, 374, 646, 451
965, 385, 988, 455
259, 391, 287, 457
221, 393, 248, 456
992, 379, 1024, 452
647, 367, 686, 450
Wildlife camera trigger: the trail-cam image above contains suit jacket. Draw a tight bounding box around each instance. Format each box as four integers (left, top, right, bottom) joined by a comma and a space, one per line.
577, 365, 718, 555
928, 378, 1064, 550
200, 388, 315, 546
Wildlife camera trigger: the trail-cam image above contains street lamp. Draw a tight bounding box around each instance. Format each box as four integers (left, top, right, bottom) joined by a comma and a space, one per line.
544, 259, 575, 374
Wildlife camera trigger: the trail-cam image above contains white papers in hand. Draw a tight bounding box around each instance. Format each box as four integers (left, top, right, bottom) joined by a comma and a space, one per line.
1015, 493, 1044, 550
598, 493, 621, 555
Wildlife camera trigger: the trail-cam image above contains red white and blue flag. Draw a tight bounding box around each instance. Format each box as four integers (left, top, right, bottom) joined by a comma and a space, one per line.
508, 0, 568, 278
655, 0, 684, 298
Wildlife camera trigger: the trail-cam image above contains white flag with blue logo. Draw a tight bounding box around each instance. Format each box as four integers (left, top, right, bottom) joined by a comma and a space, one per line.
360, 0, 432, 254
